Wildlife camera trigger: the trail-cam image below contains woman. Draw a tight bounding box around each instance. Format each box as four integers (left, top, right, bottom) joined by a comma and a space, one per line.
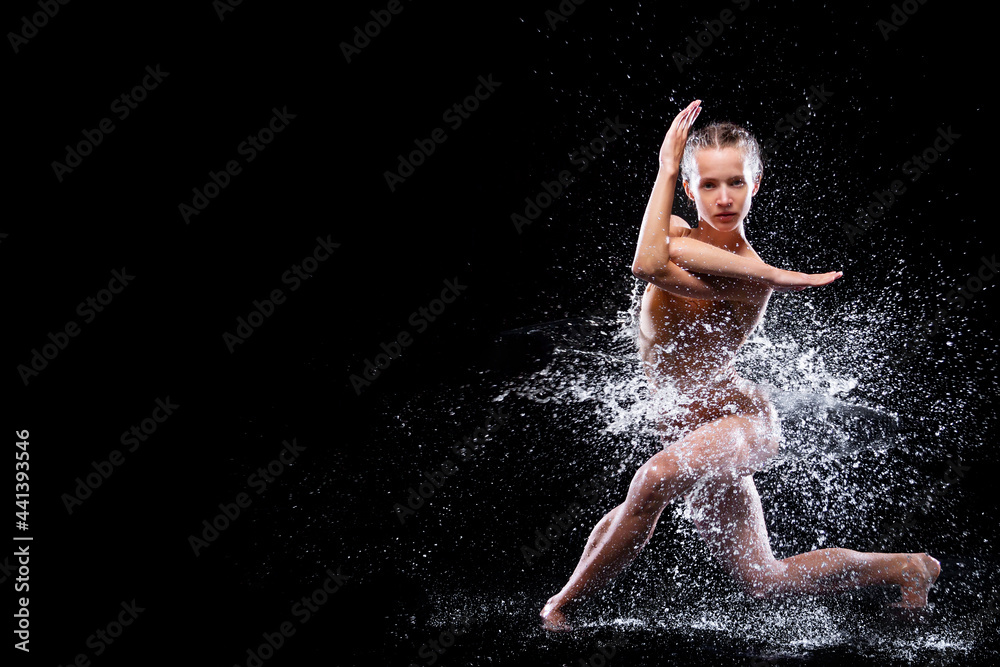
540, 100, 940, 632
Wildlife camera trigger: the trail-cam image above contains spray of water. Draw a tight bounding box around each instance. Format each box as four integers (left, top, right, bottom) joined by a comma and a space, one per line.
377, 259, 996, 663
240, 7, 997, 661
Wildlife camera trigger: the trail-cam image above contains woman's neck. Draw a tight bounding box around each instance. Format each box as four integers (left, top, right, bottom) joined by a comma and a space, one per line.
692, 221, 748, 251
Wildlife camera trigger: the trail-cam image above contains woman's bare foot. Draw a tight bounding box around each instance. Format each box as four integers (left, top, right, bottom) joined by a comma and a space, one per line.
540, 599, 575, 632
891, 553, 941, 608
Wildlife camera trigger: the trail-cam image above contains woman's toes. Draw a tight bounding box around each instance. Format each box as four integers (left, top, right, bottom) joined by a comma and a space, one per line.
923, 554, 941, 583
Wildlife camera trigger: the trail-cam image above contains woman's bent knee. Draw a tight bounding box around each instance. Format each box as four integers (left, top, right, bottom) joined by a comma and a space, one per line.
626, 456, 677, 516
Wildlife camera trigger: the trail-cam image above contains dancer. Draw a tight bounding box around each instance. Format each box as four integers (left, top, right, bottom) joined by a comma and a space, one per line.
540, 100, 939, 632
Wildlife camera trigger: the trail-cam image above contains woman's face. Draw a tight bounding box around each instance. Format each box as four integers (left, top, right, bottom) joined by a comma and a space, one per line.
683, 147, 760, 232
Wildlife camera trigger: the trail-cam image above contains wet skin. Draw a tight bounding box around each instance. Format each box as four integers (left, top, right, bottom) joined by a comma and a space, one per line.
637, 224, 773, 436
541, 242, 940, 632
540, 101, 939, 632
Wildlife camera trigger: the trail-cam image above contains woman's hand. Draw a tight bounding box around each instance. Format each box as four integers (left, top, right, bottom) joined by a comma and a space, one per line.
659, 100, 702, 171
766, 268, 843, 291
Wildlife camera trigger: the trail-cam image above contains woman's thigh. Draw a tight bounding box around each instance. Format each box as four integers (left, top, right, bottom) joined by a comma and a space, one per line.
664, 412, 775, 480
627, 412, 766, 521
655, 379, 781, 474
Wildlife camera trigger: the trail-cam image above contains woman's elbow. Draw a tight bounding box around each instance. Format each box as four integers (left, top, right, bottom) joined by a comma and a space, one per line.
632, 262, 663, 283
631, 263, 652, 281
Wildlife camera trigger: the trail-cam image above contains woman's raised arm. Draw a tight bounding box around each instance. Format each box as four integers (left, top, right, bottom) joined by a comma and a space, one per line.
632, 100, 841, 295
631, 101, 701, 280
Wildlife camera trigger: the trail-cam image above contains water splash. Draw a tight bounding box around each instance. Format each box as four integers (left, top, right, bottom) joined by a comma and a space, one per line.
390, 270, 997, 663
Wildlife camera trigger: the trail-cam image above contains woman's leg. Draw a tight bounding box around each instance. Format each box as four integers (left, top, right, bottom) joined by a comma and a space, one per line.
540, 410, 776, 630
687, 475, 941, 605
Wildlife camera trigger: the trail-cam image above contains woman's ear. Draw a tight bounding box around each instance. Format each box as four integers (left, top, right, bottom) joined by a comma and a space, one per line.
682, 179, 695, 200
751, 175, 762, 196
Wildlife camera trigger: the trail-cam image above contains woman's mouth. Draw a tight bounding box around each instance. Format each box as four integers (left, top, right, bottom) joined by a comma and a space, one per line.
716, 212, 737, 221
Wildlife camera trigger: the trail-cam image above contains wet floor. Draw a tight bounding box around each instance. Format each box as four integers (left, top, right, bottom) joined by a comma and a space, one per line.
234, 307, 998, 665
383, 556, 999, 666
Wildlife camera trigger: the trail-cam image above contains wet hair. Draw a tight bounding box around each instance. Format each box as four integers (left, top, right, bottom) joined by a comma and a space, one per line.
680, 121, 763, 185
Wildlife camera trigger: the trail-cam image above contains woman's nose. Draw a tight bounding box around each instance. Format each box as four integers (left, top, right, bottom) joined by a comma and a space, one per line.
717, 188, 733, 205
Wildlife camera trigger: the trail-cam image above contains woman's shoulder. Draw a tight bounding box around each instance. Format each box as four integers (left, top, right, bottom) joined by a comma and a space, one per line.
668, 215, 693, 238
738, 240, 764, 262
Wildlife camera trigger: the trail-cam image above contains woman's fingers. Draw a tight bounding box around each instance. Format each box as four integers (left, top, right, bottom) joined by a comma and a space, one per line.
813, 271, 843, 284
678, 101, 702, 134
668, 108, 690, 133
804, 271, 843, 287
683, 109, 699, 133
660, 100, 702, 166
671, 100, 700, 131
689, 105, 702, 128
771, 269, 843, 290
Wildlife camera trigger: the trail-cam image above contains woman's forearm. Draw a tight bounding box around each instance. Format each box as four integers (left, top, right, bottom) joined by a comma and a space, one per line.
631, 167, 679, 274
643, 261, 768, 303
667, 236, 778, 283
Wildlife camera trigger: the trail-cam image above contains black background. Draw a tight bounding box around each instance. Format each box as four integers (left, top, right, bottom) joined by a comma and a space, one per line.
6, 0, 996, 665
